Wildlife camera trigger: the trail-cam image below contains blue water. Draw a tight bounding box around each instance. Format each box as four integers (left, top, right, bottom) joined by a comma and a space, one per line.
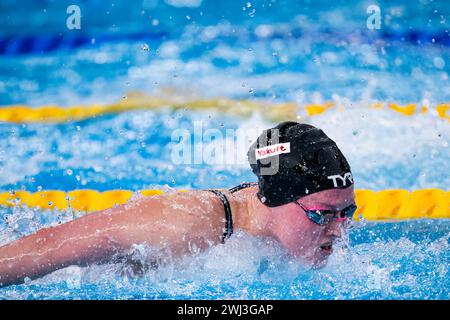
0, 0, 449, 299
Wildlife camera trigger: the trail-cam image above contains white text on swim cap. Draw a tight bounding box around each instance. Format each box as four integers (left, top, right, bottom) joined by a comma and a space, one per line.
327, 172, 353, 187
255, 142, 290, 160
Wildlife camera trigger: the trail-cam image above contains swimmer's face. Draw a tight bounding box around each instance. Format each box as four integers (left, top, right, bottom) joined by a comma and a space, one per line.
268, 186, 355, 268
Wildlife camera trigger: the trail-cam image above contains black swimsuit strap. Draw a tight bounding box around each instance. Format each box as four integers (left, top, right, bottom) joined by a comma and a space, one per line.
228, 182, 258, 193
209, 189, 233, 243
209, 182, 257, 243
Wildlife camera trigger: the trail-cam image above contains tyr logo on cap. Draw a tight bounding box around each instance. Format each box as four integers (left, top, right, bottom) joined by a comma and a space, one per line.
255, 142, 291, 160
327, 172, 353, 187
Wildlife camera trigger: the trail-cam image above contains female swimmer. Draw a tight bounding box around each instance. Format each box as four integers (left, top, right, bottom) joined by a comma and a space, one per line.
0, 121, 356, 287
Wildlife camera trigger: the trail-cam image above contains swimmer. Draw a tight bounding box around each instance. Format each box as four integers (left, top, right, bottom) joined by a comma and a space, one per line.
0, 121, 356, 287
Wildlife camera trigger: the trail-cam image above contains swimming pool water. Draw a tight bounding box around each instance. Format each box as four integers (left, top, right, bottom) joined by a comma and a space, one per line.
0, 0, 449, 299
1, 216, 448, 299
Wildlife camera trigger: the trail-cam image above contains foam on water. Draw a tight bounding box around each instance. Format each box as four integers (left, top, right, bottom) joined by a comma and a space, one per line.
0, 105, 448, 191
1, 216, 448, 299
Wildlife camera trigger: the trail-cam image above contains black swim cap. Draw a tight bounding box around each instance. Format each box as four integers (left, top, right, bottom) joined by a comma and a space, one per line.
247, 121, 353, 207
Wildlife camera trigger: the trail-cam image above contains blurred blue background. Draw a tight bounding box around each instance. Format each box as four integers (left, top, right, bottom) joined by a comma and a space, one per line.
1, 0, 450, 106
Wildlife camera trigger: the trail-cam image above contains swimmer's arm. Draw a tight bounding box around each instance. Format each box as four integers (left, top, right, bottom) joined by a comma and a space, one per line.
0, 204, 133, 287
0, 191, 222, 287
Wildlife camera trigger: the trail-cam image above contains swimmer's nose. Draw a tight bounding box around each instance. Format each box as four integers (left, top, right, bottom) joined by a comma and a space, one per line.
325, 220, 342, 238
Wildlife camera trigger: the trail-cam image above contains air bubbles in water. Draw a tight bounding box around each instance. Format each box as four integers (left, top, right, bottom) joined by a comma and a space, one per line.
163, 184, 176, 194
65, 266, 82, 289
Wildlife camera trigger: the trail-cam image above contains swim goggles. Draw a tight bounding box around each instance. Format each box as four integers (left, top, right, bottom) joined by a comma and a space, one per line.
294, 201, 357, 226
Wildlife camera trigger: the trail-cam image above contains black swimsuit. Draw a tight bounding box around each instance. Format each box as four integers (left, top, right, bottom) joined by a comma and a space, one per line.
209, 182, 258, 243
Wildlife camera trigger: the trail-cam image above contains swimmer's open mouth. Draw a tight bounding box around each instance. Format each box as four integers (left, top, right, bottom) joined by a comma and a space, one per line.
320, 242, 333, 254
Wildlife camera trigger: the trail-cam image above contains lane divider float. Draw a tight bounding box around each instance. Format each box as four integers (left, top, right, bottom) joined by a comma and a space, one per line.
0, 188, 448, 221
0, 92, 448, 123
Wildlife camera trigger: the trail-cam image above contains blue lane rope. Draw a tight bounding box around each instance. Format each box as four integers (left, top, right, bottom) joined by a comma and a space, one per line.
0, 29, 448, 56
0, 31, 169, 56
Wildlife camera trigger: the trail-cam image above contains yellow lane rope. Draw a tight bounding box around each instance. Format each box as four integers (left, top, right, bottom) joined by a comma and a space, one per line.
0, 188, 448, 221
0, 92, 448, 123
0, 92, 298, 123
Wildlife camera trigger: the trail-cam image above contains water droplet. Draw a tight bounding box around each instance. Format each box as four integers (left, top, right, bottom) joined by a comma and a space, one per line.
433, 56, 445, 69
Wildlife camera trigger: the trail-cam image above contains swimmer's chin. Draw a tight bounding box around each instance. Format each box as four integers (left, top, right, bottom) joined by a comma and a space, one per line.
311, 257, 329, 269
291, 252, 330, 269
